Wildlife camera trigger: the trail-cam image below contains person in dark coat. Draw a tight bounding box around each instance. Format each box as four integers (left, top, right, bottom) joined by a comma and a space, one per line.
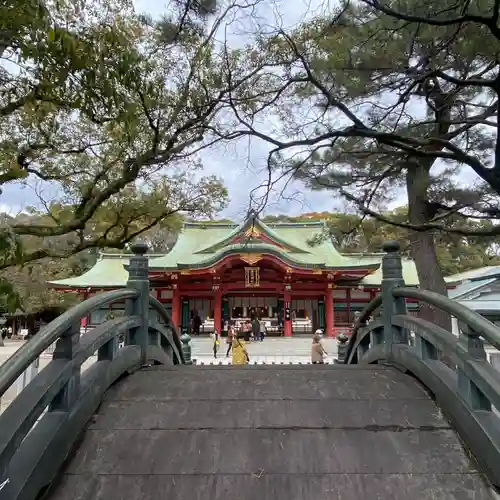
192, 314, 202, 336
251, 317, 260, 342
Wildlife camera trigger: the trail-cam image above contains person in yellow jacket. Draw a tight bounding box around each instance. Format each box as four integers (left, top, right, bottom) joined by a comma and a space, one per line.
232, 333, 249, 365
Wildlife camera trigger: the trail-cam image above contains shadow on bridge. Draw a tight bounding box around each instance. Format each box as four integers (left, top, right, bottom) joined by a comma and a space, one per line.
0, 242, 500, 500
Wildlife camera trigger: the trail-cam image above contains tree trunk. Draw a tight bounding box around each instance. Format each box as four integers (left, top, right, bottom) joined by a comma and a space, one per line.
406, 162, 451, 331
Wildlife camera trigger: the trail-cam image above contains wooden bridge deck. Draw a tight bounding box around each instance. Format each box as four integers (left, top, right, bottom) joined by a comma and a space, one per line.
48, 365, 497, 500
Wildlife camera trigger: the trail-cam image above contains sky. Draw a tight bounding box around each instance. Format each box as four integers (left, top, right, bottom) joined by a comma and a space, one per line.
2, 0, 434, 223
1, 0, 353, 221
134, 0, 356, 220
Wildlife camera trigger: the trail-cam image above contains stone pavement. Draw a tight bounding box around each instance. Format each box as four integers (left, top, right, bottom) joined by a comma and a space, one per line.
191, 336, 339, 365
0, 337, 339, 412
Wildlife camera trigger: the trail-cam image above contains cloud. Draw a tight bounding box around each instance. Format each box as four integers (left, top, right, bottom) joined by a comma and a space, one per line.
202, 134, 345, 219
1, 0, 338, 221
1, 0, 431, 222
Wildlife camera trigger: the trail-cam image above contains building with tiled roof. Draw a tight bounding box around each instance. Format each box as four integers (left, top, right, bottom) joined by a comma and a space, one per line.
50, 211, 429, 337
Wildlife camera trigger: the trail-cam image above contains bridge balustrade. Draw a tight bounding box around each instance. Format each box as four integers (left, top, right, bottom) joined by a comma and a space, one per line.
343, 241, 500, 489
0, 243, 184, 500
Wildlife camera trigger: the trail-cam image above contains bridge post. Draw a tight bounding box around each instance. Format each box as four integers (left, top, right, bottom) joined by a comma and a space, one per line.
335, 333, 349, 363
181, 333, 193, 365
457, 323, 491, 410
50, 320, 81, 411
126, 243, 150, 366
381, 241, 408, 358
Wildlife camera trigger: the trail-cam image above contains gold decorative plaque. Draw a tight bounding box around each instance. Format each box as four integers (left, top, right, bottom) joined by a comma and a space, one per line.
245, 267, 260, 288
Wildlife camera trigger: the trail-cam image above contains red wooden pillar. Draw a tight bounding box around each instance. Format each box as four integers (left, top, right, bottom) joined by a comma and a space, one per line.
214, 289, 222, 333
171, 287, 181, 329
283, 290, 292, 337
80, 289, 90, 330
325, 286, 334, 337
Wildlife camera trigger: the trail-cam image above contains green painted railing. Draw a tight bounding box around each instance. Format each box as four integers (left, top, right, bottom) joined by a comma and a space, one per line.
0, 243, 185, 500
343, 241, 500, 489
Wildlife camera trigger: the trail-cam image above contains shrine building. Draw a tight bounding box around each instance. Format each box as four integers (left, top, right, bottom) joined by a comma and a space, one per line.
49, 211, 423, 337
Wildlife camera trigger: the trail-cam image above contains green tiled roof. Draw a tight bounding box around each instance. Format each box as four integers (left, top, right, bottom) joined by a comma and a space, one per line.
343, 254, 419, 286
195, 217, 308, 254
149, 220, 378, 270
49, 254, 131, 288
49, 216, 426, 288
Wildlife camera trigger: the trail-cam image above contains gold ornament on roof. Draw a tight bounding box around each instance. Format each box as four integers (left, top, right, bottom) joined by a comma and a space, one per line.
240, 253, 262, 265
245, 267, 260, 288
245, 226, 261, 238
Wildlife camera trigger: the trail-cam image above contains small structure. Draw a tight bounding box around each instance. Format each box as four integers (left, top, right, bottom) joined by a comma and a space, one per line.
49, 211, 427, 337
447, 266, 500, 368
448, 266, 500, 323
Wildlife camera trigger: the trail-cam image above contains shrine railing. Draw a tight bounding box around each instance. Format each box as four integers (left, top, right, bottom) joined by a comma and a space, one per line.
343, 241, 500, 489
0, 243, 184, 500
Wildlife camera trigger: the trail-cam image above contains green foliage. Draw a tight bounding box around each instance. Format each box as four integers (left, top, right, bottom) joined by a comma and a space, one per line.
228, 0, 500, 304
262, 211, 500, 276
0, 0, 265, 269
0, 277, 21, 313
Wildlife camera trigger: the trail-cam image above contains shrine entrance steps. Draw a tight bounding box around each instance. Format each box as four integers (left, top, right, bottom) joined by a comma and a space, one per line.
46, 365, 496, 500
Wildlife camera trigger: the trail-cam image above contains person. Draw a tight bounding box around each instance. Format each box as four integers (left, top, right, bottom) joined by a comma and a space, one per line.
258, 318, 266, 342
211, 329, 220, 358
232, 332, 249, 365
251, 317, 260, 342
192, 314, 202, 336
241, 320, 252, 342
226, 322, 235, 357
311, 330, 327, 364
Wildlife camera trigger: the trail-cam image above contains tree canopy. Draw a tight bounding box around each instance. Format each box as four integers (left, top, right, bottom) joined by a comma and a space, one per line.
3, 0, 500, 321
0, 0, 267, 268
214, 0, 500, 327
227, 0, 500, 235
262, 210, 500, 276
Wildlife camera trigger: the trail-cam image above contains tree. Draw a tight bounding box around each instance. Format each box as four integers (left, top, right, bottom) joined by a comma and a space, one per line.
230, 1, 500, 236
263, 210, 500, 275
220, 0, 500, 326
0, 0, 266, 268
138, 215, 184, 253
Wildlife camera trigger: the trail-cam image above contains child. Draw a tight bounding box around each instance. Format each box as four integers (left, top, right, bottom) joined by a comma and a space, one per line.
212, 330, 220, 359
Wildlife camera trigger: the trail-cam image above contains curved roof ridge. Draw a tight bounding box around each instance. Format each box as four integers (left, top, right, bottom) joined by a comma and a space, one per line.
183, 221, 238, 229
49, 256, 129, 288
266, 220, 327, 228
98, 252, 167, 260
167, 244, 380, 271
193, 214, 311, 255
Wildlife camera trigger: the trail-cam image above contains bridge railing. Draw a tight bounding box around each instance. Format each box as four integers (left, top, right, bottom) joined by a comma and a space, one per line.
0, 243, 184, 500
343, 240, 500, 489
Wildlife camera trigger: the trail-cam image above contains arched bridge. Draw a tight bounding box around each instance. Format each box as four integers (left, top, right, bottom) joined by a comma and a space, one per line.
1, 242, 500, 500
